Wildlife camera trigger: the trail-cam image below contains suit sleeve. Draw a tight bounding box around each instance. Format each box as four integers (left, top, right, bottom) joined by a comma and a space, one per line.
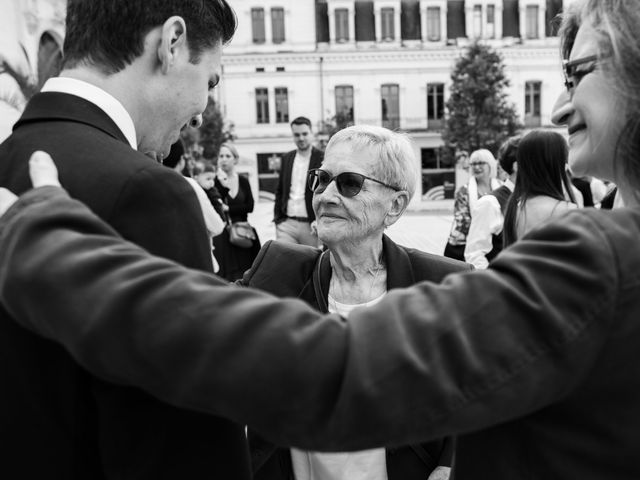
0, 186, 618, 452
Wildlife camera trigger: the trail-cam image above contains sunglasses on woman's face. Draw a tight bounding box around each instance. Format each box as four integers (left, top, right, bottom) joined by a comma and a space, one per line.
307, 168, 400, 198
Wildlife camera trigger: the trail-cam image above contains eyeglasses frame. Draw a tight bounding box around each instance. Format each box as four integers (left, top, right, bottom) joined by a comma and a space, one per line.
562, 54, 601, 94
307, 168, 400, 197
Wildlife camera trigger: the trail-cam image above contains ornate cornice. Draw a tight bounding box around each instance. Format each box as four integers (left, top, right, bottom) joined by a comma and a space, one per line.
223, 44, 560, 66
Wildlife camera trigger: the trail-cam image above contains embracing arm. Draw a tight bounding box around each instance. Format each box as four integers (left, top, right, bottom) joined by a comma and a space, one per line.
0, 187, 618, 451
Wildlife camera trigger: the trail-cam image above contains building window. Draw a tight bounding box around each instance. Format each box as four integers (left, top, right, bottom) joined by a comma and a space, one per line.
472, 5, 482, 38
275, 87, 289, 123
426, 7, 441, 41
381, 84, 400, 130
526, 5, 539, 39
271, 7, 285, 43
381, 7, 395, 41
486, 4, 495, 39
256, 87, 269, 124
524, 81, 541, 127
427, 83, 444, 129
251, 8, 265, 43
335, 8, 349, 42
335, 85, 354, 123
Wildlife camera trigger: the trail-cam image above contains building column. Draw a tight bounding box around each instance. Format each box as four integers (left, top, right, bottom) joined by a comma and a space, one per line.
348, 7, 356, 44
393, 6, 401, 42
264, 7, 272, 44
374, 6, 382, 42
328, 6, 336, 43
496, 3, 503, 39
420, 4, 428, 43
441, 4, 448, 42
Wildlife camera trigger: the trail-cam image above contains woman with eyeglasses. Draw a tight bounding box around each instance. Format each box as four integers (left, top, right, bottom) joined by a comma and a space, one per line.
443, 149, 501, 261
244, 125, 470, 480
4, 2, 640, 478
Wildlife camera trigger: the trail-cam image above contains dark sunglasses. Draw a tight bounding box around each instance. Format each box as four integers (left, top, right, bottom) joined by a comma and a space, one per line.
562, 54, 602, 95
307, 168, 400, 198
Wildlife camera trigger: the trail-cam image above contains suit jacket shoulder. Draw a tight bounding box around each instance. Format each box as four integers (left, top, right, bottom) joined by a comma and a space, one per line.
240, 240, 321, 299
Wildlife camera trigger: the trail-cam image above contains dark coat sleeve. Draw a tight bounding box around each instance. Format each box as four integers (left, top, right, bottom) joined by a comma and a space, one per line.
0, 186, 619, 452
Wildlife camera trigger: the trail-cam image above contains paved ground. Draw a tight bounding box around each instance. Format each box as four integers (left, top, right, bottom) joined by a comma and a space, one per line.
248, 200, 453, 255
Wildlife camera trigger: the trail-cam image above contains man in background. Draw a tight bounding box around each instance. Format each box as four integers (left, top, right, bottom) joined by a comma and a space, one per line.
274, 116, 323, 246
0, 1, 251, 478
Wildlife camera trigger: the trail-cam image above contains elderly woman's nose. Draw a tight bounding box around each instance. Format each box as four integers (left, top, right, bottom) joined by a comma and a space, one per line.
551, 90, 572, 126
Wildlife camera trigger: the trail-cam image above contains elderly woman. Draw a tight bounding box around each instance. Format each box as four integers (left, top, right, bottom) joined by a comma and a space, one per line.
243, 125, 470, 480
444, 149, 501, 261
5, 2, 640, 479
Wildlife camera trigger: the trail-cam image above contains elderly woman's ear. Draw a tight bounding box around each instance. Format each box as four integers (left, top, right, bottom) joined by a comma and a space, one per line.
384, 190, 411, 227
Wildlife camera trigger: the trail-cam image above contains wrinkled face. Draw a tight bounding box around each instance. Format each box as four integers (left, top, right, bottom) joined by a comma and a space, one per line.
312, 142, 395, 247
142, 43, 222, 161
218, 146, 237, 173
196, 171, 216, 190
291, 124, 312, 151
551, 25, 624, 181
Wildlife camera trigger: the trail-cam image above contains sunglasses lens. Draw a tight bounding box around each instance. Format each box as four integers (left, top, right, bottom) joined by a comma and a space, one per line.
336, 173, 364, 197
309, 170, 331, 193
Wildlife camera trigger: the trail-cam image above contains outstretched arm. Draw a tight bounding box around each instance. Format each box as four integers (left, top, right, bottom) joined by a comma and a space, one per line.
0, 152, 617, 452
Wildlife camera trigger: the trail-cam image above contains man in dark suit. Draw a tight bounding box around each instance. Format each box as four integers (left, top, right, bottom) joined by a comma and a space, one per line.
0, 1, 251, 479
274, 116, 323, 246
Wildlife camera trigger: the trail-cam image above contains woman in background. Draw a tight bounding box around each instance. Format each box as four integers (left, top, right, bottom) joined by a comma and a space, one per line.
214, 142, 260, 281
444, 149, 501, 261
502, 130, 577, 247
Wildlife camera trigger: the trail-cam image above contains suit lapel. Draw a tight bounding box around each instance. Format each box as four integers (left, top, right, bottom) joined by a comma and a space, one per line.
15, 92, 130, 146
383, 235, 416, 289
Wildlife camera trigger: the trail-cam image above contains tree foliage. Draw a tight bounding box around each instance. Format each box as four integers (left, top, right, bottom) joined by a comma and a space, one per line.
181, 96, 235, 160
443, 42, 522, 156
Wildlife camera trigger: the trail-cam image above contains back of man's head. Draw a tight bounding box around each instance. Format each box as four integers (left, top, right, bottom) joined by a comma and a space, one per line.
63, 0, 237, 75
290, 116, 312, 130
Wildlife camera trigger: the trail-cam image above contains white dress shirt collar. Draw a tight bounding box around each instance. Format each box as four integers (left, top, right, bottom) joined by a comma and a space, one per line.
41, 77, 137, 150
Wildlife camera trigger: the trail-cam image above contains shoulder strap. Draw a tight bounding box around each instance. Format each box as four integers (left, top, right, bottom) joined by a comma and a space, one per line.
313, 249, 330, 313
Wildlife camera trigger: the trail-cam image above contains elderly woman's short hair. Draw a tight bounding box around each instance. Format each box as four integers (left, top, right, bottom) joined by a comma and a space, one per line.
326, 125, 419, 199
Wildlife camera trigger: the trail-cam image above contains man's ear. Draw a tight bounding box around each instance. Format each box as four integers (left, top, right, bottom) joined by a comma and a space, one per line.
384, 190, 411, 228
158, 16, 187, 74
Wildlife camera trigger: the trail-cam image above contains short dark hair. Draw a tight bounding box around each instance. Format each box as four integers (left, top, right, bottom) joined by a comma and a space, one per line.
497, 135, 520, 175
63, 0, 237, 74
290, 116, 312, 129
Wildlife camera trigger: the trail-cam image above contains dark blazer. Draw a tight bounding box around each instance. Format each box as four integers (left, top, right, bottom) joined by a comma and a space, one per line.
273, 146, 323, 224
0, 92, 250, 479
239, 236, 471, 480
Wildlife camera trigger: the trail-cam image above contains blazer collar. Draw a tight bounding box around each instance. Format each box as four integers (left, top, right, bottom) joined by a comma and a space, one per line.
15, 92, 130, 146
315, 234, 417, 311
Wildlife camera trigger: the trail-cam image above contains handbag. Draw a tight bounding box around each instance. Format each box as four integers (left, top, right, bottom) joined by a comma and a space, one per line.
227, 221, 256, 248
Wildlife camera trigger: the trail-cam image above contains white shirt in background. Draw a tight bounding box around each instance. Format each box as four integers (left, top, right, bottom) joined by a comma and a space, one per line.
286, 150, 311, 218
